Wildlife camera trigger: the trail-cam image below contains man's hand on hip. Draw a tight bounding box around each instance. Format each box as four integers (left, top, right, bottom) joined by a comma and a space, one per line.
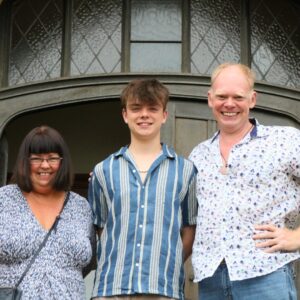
253, 224, 300, 253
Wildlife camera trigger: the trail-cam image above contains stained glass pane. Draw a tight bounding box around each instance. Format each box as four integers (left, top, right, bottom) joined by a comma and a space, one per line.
190, 0, 240, 75
71, 0, 122, 75
131, 0, 181, 41
251, 0, 300, 88
9, 0, 63, 86
131, 43, 181, 72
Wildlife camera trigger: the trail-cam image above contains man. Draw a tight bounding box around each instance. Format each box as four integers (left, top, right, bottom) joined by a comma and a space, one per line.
189, 63, 300, 299
88, 79, 198, 300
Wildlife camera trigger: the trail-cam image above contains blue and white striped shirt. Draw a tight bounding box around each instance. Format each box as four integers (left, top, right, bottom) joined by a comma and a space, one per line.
88, 144, 197, 300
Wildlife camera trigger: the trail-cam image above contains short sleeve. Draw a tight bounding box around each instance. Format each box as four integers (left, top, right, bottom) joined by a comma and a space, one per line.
181, 164, 198, 227
88, 165, 108, 228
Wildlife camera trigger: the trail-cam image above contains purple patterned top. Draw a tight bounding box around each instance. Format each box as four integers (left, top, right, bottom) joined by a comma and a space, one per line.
0, 184, 94, 299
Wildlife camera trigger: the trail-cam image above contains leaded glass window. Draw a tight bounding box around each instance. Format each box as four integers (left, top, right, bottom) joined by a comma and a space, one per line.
250, 0, 300, 88
130, 0, 182, 72
190, 0, 240, 75
9, 0, 63, 85
71, 0, 122, 75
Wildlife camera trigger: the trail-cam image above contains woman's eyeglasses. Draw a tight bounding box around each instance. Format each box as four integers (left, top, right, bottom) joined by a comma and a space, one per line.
29, 157, 63, 166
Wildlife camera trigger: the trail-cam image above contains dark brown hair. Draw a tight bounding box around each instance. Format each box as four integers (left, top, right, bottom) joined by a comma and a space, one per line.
120, 79, 169, 110
10, 125, 73, 192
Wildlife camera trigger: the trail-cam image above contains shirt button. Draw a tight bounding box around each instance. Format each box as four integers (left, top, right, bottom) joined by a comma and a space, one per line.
139, 224, 143, 228
135, 263, 139, 267
137, 243, 141, 247
133, 169, 136, 173
141, 205, 144, 208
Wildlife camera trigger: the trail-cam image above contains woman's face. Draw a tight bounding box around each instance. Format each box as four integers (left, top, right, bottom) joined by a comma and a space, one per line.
29, 153, 62, 193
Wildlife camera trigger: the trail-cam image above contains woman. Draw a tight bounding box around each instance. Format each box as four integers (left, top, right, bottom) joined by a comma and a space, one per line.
0, 125, 95, 299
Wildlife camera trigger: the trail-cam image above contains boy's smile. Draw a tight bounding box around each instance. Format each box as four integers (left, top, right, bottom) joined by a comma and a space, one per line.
122, 99, 167, 140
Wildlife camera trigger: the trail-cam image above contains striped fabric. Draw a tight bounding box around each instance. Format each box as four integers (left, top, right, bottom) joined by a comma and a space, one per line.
88, 144, 197, 300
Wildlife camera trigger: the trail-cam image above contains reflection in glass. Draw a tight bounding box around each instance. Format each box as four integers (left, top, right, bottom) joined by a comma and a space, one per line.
251, 0, 300, 88
71, 0, 122, 75
9, 0, 63, 85
131, 43, 181, 72
131, 0, 181, 41
190, 0, 240, 75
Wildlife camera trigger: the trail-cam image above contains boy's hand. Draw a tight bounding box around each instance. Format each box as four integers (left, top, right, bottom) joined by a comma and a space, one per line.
88, 171, 93, 182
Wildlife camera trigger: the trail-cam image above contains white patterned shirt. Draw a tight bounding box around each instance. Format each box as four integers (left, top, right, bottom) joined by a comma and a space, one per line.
189, 119, 300, 281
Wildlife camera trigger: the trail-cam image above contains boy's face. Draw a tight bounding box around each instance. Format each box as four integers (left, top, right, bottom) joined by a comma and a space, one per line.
122, 98, 168, 141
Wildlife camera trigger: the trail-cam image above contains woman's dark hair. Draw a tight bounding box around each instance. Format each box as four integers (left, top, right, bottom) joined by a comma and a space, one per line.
10, 125, 73, 192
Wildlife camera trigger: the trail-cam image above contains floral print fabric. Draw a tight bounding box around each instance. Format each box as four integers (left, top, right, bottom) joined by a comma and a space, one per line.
189, 120, 300, 281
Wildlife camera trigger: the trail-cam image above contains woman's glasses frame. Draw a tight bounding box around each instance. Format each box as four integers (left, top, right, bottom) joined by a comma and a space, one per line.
29, 157, 63, 166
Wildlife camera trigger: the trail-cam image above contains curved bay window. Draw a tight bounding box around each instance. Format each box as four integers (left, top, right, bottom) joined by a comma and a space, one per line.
3, 0, 299, 88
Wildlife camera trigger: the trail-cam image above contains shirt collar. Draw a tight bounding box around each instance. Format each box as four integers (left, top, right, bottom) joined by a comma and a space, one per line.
114, 143, 175, 159
114, 146, 127, 157
211, 118, 259, 144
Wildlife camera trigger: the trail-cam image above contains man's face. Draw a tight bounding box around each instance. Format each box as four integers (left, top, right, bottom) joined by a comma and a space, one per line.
208, 65, 256, 134
122, 99, 168, 141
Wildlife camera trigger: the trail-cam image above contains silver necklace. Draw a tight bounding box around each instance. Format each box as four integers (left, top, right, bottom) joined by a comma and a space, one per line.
219, 124, 254, 175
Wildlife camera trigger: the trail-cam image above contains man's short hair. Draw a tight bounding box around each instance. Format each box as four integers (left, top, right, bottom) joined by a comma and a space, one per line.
121, 79, 169, 111
211, 63, 256, 90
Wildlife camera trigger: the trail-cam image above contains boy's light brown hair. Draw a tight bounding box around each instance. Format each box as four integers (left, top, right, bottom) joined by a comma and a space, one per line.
121, 79, 169, 111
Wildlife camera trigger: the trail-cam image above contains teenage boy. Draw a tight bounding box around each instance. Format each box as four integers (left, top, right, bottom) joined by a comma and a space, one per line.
88, 79, 198, 300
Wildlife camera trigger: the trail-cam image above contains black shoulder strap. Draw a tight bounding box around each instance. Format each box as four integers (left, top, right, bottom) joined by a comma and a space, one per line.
15, 191, 70, 287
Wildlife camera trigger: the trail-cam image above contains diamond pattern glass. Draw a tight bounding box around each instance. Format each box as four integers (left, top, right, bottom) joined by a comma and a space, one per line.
190, 0, 240, 75
71, 0, 122, 75
251, 0, 300, 88
8, 0, 63, 86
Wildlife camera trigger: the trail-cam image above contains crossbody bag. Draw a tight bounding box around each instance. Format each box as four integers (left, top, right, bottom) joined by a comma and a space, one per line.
0, 191, 70, 300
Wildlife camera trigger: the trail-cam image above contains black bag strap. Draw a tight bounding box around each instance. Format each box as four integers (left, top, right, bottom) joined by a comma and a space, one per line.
15, 191, 70, 287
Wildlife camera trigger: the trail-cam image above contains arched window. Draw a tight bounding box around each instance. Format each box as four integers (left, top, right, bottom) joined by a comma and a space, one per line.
5, 0, 300, 88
